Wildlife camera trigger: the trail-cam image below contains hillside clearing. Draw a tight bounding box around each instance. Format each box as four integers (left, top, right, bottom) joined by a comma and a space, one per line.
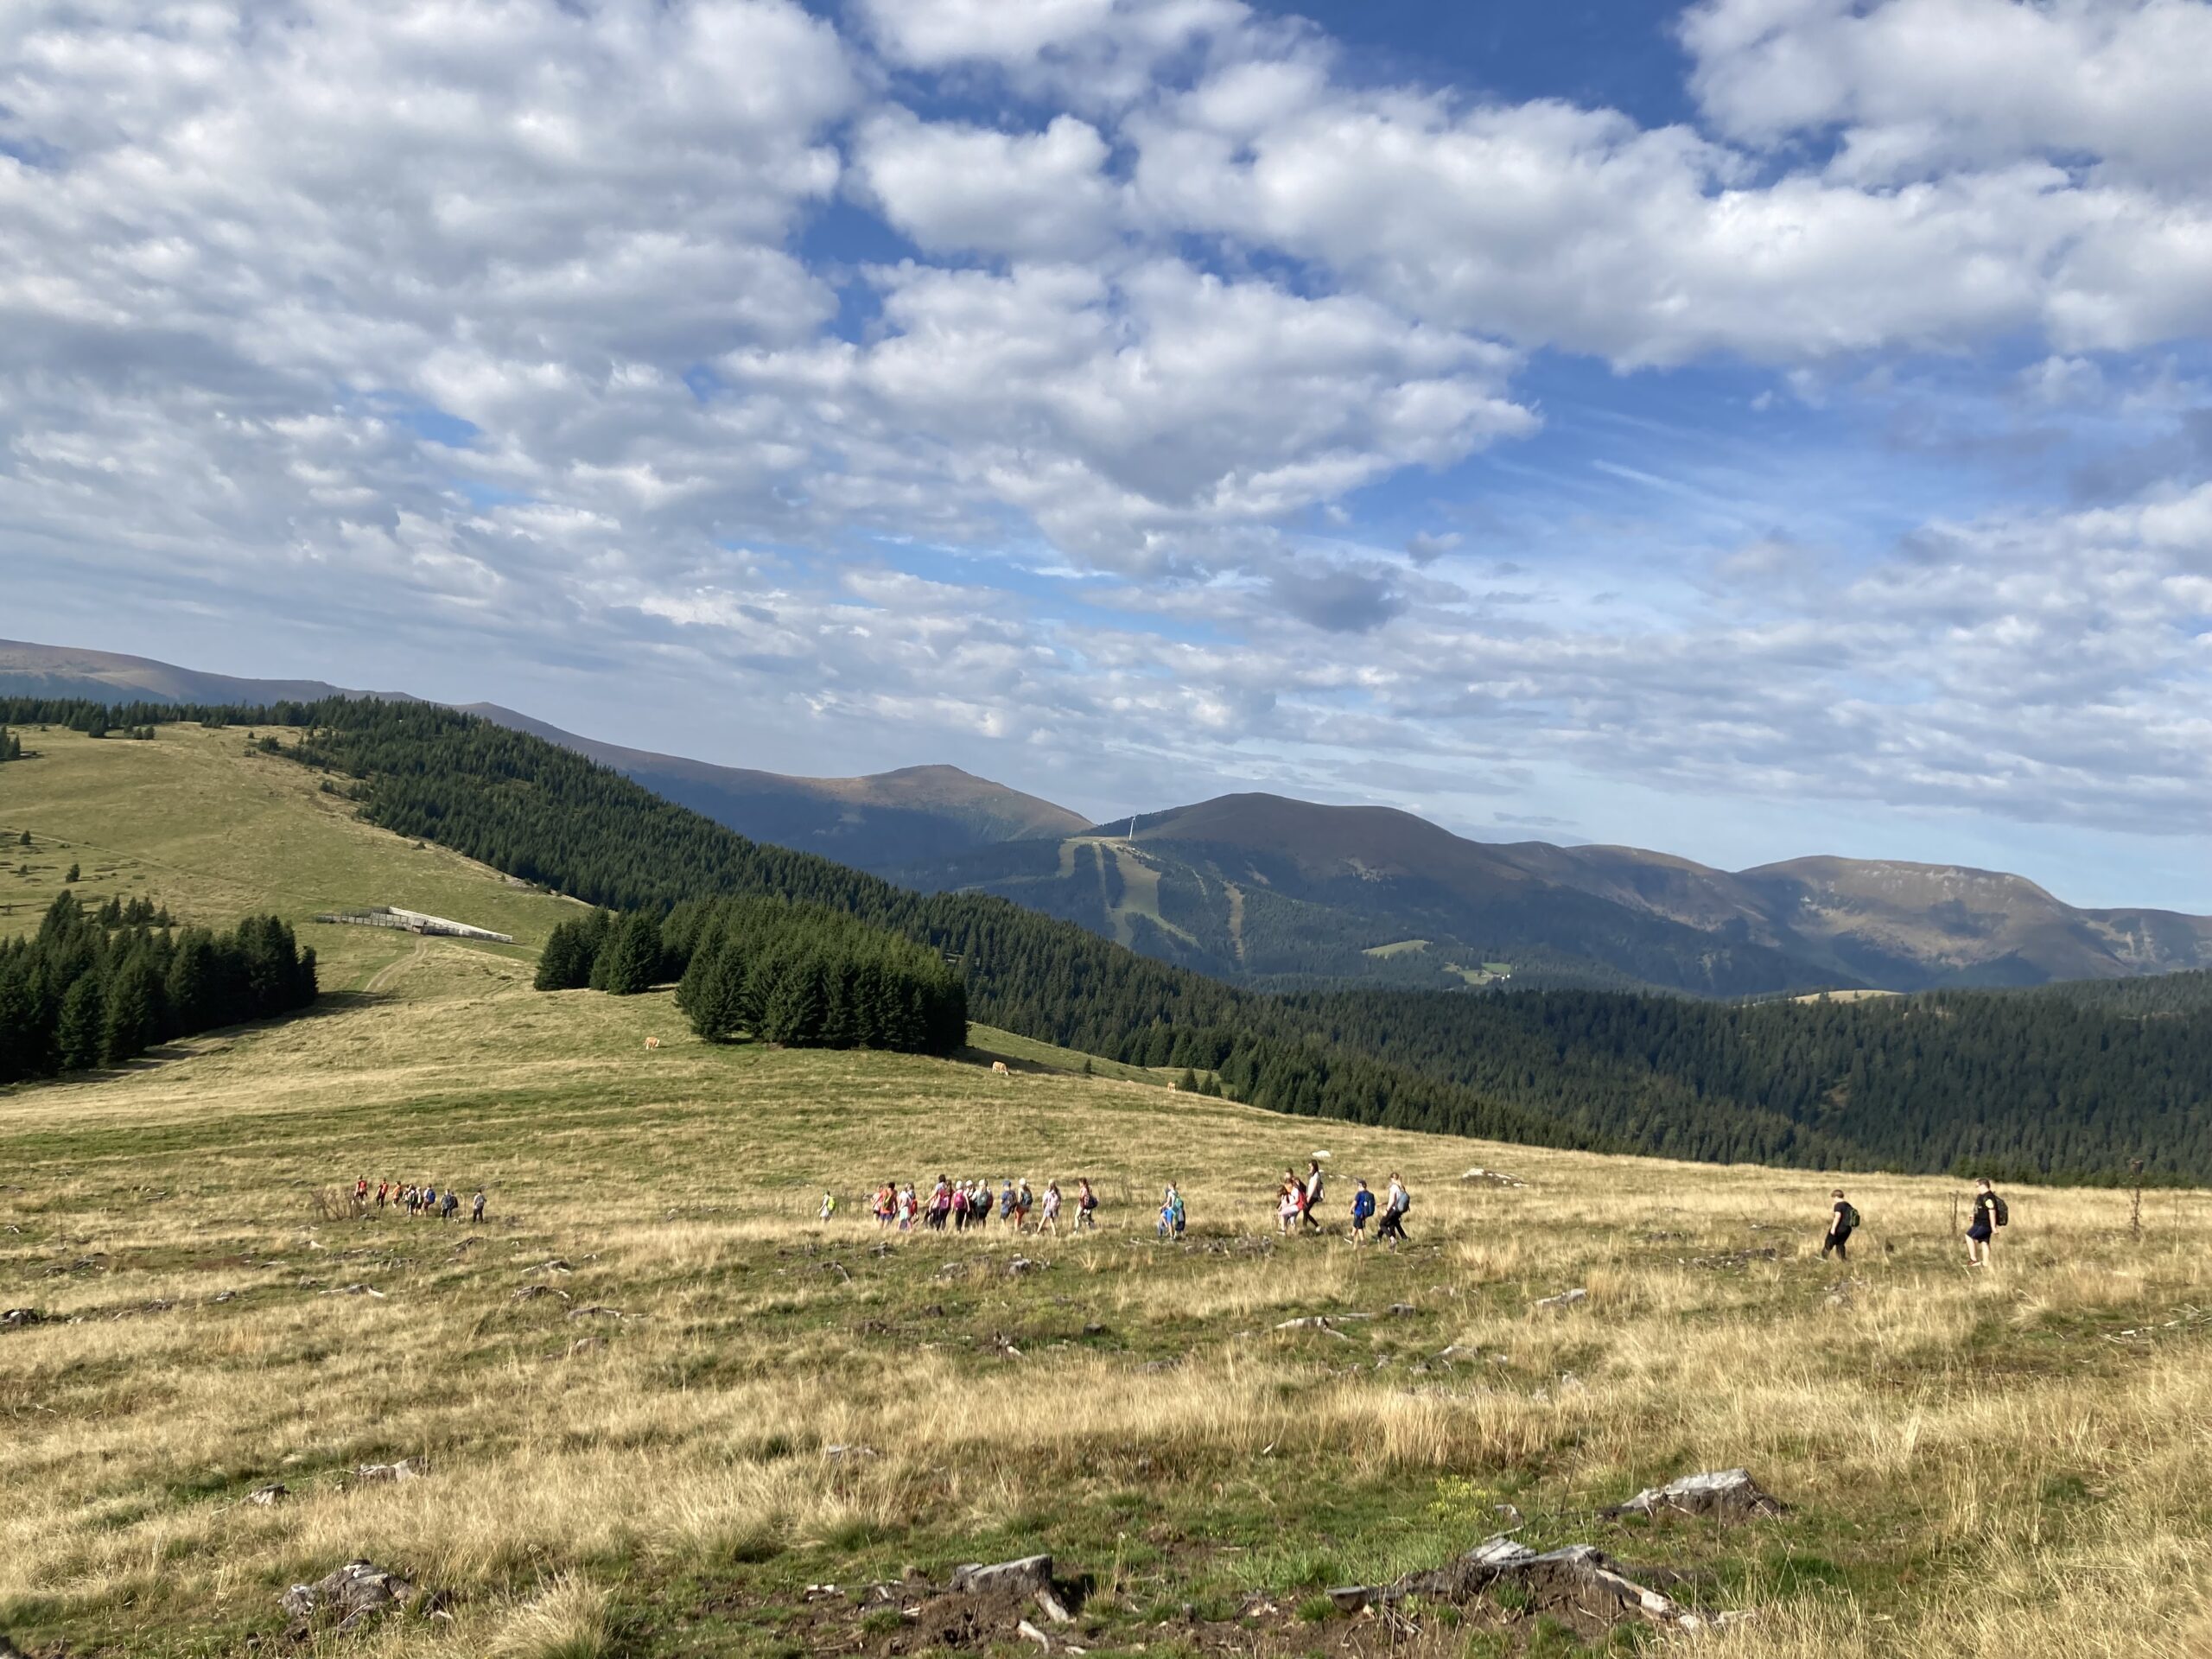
0, 723, 580, 985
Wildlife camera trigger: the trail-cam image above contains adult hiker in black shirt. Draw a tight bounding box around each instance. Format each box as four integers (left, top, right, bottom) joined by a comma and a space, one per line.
1822, 1189, 1855, 1260
1966, 1178, 2001, 1268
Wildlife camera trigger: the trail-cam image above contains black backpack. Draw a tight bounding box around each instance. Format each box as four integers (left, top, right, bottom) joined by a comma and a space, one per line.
1992, 1194, 2009, 1228
1842, 1203, 1861, 1231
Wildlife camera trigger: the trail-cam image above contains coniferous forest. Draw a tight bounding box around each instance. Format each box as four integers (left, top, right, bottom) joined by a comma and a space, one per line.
0, 893, 318, 1084
535, 897, 968, 1056
8, 694, 2212, 1183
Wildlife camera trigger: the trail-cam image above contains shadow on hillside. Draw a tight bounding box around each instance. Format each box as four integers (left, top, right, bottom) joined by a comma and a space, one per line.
3, 998, 395, 1090
957, 1043, 1065, 1077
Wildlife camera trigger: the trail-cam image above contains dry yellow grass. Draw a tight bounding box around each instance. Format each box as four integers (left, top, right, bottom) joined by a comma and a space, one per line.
3, 942, 2210, 1656
4, 728, 2211, 1656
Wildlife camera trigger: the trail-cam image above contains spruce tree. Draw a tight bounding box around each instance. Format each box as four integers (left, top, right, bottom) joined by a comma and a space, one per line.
534, 918, 594, 990
166, 931, 217, 1031
679, 934, 749, 1043
54, 975, 105, 1071
596, 911, 663, 995
103, 954, 164, 1064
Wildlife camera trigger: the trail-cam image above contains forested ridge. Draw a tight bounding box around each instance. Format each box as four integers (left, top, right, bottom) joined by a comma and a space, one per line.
8, 695, 2209, 1182
1285, 988, 2212, 1184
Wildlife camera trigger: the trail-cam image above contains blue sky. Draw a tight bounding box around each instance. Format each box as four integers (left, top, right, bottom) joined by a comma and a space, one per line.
3, 0, 2211, 910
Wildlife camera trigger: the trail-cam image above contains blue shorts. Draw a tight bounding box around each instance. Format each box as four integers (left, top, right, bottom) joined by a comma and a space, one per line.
1967, 1223, 1993, 1243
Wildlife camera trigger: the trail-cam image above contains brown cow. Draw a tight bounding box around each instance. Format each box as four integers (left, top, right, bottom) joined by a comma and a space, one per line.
644, 1037, 661, 1051
990, 1060, 1010, 1077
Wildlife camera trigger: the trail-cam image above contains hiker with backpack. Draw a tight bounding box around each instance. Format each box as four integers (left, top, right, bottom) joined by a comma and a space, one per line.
1349, 1179, 1376, 1243
1966, 1178, 2006, 1268
1376, 1173, 1410, 1248
472, 1189, 486, 1225
1158, 1183, 1185, 1240
1302, 1159, 1326, 1233
1074, 1178, 1096, 1231
1823, 1190, 1859, 1260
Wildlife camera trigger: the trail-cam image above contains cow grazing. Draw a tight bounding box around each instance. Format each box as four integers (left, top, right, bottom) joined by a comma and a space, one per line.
990, 1060, 1010, 1077
644, 1037, 661, 1051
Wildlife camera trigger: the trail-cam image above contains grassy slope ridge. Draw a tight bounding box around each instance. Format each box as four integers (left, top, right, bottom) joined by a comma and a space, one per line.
4, 928, 2212, 1656
0, 724, 577, 988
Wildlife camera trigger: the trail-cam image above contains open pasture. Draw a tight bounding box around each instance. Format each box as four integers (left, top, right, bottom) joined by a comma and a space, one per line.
4, 940, 2210, 1657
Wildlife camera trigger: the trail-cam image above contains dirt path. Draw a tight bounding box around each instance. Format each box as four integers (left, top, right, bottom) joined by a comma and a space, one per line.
362, 934, 430, 995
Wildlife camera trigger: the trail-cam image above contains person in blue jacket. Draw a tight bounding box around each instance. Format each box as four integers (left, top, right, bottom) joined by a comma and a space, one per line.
1349, 1179, 1376, 1243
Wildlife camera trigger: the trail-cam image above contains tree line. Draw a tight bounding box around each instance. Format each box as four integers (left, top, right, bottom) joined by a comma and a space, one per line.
0, 892, 319, 1084
533, 897, 968, 1055
11, 694, 2206, 1181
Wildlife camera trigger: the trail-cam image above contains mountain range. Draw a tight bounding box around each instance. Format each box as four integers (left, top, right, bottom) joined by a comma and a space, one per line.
882, 794, 2212, 995
8, 636, 2208, 995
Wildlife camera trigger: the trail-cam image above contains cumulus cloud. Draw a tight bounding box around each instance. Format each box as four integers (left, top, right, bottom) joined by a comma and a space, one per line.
849, 110, 1125, 259
718, 258, 1533, 566
855, 0, 1251, 105
1682, 0, 2212, 184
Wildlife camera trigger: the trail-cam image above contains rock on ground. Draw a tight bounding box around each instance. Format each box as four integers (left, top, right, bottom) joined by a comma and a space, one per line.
1331, 1533, 1745, 1636
1603, 1468, 1786, 1522
353, 1456, 430, 1484
279, 1560, 424, 1630
949, 1555, 1053, 1598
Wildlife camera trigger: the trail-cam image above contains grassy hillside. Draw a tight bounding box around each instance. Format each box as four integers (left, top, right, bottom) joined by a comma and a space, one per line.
5, 941, 2212, 1658
0, 722, 578, 988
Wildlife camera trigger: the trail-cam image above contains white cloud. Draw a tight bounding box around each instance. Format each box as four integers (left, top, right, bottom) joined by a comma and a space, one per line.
849, 110, 1124, 259
1683, 0, 2212, 185
720, 257, 1534, 566
855, 0, 1249, 105
1129, 64, 2212, 364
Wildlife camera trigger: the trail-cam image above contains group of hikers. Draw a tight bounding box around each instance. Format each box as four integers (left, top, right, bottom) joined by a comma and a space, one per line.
838, 1163, 1414, 1249
1819, 1176, 2010, 1267
355, 1175, 485, 1224
1276, 1160, 1413, 1247
860, 1175, 1103, 1235
840, 1166, 2006, 1268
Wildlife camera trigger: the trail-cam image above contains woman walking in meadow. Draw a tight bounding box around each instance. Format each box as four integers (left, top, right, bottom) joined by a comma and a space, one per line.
1376, 1173, 1409, 1248
1276, 1170, 1302, 1236
1158, 1183, 1185, 1239
1301, 1159, 1326, 1233
1074, 1178, 1096, 1230
1039, 1181, 1062, 1234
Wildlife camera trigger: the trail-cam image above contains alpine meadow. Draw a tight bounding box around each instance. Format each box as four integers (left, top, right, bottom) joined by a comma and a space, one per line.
3, 716, 2210, 1659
